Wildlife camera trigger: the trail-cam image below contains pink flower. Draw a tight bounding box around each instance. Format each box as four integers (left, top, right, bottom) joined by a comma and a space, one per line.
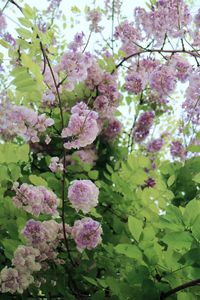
87, 9, 103, 33
71, 218, 102, 251
49, 157, 64, 172
103, 118, 122, 141
13, 184, 59, 217
133, 112, 155, 143
12, 246, 41, 273
68, 180, 99, 214
62, 102, 99, 149
147, 138, 164, 153
0, 267, 33, 294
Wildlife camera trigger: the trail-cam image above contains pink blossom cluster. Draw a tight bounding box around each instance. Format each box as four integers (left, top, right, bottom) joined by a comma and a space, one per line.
135, 0, 191, 45
85, 62, 122, 141
170, 54, 192, 83
59, 49, 93, 91
68, 180, 99, 214
13, 183, 60, 217
114, 21, 142, 56
104, 0, 122, 15
170, 140, 186, 159
147, 138, 164, 153
71, 217, 102, 252
0, 98, 54, 142
182, 69, 200, 124
0, 219, 71, 294
73, 148, 97, 165
86, 9, 103, 33
49, 157, 64, 172
124, 58, 159, 95
133, 111, 155, 143
102, 118, 122, 141
61, 102, 99, 149
149, 65, 177, 96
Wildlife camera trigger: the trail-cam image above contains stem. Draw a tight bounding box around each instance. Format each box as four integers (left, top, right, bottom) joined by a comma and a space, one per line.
1, 0, 10, 13
160, 278, 200, 299
9, 0, 23, 12
82, 30, 92, 53
40, 42, 75, 267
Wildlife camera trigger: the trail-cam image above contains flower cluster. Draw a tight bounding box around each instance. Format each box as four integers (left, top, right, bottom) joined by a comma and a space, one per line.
133, 112, 155, 143
0, 97, 54, 142
150, 65, 177, 96
182, 69, 200, 124
170, 140, 186, 159
102, 118, 122, 141
61, 102, 99, 149
135, 0, 191, 45
114, 20, 142, 55
59, 50, 92, 91
71, 218, 102, 252
68, 180, 99, 214
147, 138, 163, 153
13, 184, 60, 217
86, 9, 103, 33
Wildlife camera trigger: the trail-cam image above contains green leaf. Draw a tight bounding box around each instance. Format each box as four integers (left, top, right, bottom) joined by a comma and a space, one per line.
0, 144, 29, 163
192, 215, 200, 241
183, 200, 200, 226
128, 216, 143, 242
167, 175, 176, 187
29, 175, 48, 187
83, 276, 98, 286
193, 173, 200, 183
162, 232, 193, 250
115, 244, 142, 260
2, 239, 21, 259
88, 170, 99, 180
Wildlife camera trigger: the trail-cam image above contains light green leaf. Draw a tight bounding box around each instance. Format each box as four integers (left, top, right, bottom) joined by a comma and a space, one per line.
128, 216, 143, 242
29, 175, 48, 187
115, 244, 142, 260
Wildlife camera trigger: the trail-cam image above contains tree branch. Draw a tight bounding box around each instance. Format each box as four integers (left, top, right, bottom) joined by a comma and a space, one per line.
160, 278, 200, 299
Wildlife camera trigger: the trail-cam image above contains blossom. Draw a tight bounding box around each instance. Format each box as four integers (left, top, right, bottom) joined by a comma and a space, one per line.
12, 246, 41, 273
135, 0, 191, 45
103, 118, 122, 141
62, 102, 99, 149
125, 72, 144, 94
182, 69, 200, 124
68, 180, 99, 214
73, 148, 97, 165
170, 140, 186, 159
71, 218, 102, 251
147, 138, 163, 153
170, 54, 192, 82
85, 61, 104, 89
13, 184, 59, 217
0, 96, 54, 142
22, 219, 47, 246
133, 112, 155, 143
87, 9, 103, 33
150, 65, 177, 96
42, 91, 56, 107
114, 20, 142, 55
60, 51, 93, 91
49, 157, 64, 172
0, 267, 33, 294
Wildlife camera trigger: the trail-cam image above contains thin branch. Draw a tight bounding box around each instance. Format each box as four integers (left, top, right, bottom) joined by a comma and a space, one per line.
111, 0, 115, 54
114, 48, 200, 72
82, 30, 92, 53
40, 42, 75, 267
9, 0, 23, 12
1, 0, 10, 13
160, 278, 200, 299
